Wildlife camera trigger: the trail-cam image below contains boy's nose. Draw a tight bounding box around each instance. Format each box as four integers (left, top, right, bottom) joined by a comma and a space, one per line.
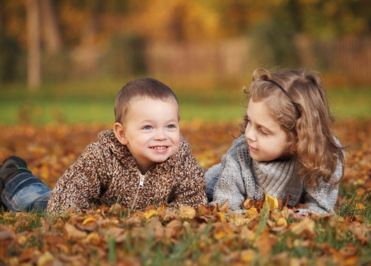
154, 129, 167, 140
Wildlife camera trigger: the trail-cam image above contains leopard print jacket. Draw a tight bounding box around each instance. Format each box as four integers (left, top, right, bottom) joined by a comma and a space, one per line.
46, 130, 207, 215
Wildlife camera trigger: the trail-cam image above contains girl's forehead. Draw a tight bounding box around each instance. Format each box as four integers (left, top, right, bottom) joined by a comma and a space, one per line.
247, 100, 281, 129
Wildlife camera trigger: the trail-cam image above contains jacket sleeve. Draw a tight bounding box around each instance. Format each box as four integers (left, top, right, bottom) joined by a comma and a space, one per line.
210, 151, 247, 210
46, 142, 106, 215
170, 154, 208, 208
299, 139, 345, 214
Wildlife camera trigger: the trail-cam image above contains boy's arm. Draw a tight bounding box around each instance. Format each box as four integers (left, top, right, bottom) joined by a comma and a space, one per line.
170, 154, 208, 208
47, 142, 107, 215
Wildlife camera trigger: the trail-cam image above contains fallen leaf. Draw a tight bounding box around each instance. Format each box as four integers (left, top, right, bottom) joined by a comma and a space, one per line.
64, 223, 87, 240
179, 206, 196, 219
265, 194, 279, 211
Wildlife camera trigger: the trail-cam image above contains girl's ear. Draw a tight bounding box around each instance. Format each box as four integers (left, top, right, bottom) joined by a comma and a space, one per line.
114, 122, 128, 145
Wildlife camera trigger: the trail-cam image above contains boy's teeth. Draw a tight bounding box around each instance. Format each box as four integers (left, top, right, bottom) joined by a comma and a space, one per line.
153, 146, 166, 150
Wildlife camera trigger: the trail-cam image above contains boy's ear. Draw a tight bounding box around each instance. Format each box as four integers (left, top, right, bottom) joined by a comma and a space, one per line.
113, 122, 128, 145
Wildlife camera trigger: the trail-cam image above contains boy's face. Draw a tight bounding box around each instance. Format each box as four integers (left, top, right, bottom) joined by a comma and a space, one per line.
244, 99, 289, 162
114, 97, 180, 174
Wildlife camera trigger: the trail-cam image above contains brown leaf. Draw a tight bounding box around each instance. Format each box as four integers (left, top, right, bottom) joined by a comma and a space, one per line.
289, 217, 315, 239
76, 217, 98, 231
18, 247, 41, 263
349, 223, 369, 244
64, 223, 87, 240
158, 209, 178, 222
105, 227, 126, 243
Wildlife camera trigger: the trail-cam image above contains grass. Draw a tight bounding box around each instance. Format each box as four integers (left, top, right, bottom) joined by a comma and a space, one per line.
1, 78, 370, 124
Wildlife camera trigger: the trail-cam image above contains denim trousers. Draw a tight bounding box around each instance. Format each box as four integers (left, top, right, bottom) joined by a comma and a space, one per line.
1, 172, 51, 212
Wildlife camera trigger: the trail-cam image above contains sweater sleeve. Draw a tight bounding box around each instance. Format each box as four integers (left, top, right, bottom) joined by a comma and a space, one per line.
170, 154, 208, 208
46, 142, 106, 215
210, 146, 248, 210
298, 138, 345, 215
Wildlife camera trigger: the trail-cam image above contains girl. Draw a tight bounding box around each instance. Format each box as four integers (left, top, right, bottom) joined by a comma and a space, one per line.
205, 68, 345, 214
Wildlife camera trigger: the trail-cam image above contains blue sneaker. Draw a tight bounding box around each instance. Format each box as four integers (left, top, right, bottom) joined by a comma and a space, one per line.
0, 156, 32, 209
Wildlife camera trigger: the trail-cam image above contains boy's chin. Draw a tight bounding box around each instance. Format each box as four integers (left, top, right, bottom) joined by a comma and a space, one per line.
151, 155, 172, 163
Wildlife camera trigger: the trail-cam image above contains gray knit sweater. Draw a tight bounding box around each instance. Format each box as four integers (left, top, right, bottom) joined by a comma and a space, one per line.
205, 135, 344, 214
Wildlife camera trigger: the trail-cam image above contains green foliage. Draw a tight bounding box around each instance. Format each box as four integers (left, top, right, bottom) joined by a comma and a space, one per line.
248, 5, 300, 69
0, 31, 22, 84
105, 34, 147, 77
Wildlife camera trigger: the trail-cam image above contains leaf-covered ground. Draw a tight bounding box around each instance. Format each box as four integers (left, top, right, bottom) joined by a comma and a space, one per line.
0, 120, 370, 266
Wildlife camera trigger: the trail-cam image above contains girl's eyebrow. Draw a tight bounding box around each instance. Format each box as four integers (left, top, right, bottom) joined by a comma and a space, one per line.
249, 118, 274, 133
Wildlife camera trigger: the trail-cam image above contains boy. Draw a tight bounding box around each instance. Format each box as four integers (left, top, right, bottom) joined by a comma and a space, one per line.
0, 78, 208, 215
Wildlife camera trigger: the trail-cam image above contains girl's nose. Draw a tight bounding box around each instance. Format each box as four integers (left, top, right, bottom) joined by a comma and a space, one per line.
245, 127, 257, 142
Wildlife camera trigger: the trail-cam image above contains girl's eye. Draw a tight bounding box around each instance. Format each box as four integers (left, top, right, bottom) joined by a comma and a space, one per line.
259, 128, 269, 136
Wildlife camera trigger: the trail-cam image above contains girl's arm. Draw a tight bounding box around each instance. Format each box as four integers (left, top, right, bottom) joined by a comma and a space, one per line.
208, 139, 249, 212
300, 147, 345, 215
46, 142, 106, 215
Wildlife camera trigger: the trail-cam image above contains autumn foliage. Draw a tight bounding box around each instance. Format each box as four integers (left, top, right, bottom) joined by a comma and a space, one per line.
0, 119, 370, 265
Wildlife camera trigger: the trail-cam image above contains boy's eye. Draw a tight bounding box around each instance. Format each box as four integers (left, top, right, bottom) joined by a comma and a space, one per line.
142, 125, 152, 130
167, 124, 177, 129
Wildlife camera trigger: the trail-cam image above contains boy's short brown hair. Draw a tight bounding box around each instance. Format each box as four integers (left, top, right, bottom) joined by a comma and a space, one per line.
114, 77, 179, 123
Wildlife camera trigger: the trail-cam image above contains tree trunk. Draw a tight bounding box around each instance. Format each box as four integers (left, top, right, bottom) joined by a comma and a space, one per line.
27, 0, 41, 90
81, 0, 101, 46
40, 0, 62, 54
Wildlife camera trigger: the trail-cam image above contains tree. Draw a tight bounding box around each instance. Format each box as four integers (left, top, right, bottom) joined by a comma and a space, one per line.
40, 0, 62, 54
27, 0, 41, 90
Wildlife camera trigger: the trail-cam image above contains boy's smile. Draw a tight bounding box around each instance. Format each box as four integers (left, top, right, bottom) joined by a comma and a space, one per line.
114, 97, 180, 174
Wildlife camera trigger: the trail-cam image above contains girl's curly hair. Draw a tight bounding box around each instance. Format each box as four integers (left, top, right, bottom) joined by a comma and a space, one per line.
239, 68, 345, 187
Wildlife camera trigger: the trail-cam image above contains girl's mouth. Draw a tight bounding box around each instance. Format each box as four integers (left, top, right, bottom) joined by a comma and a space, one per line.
249, 145, 258, 153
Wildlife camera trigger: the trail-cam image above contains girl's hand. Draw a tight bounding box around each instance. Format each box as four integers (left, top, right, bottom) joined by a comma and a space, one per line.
288, 208, 308, 219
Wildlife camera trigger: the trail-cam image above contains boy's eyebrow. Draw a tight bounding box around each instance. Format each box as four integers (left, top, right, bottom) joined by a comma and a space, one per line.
138, 118, 179, 124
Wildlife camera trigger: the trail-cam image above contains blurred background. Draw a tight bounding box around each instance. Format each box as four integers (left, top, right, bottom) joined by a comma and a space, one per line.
0, 0, 370, 124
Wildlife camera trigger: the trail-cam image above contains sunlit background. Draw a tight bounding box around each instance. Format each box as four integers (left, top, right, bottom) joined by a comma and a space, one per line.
1, 0, 370, 124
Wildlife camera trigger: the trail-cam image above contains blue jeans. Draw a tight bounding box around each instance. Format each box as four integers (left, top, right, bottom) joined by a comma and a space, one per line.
1, 173, 51, 212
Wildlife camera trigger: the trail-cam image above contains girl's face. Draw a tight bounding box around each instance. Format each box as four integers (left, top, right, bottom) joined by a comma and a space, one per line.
245, 99, 289, 162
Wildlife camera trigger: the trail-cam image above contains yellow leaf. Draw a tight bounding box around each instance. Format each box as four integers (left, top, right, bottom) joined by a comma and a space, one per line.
241, 249, 256, 263
233, 217, 251, 227
18, 235, 27, 245
83, 232, 101, 245
37, 251, 54, 266
245, 207, 258, 217
276, 217, 288, 227
144, 210, 158, 220
265, 194, 279, 210
157, 205, 166, 212
82, 217, 96, 225
179, 206, 196, 219
218, 212, 227, 223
